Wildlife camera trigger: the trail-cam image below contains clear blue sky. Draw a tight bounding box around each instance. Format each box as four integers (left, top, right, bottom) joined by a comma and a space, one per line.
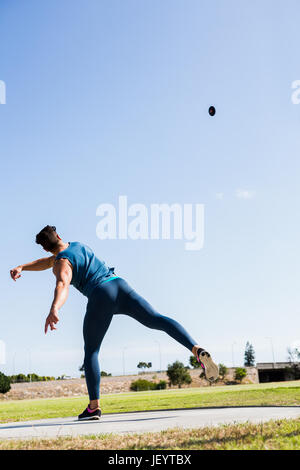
1, 0, 300, 377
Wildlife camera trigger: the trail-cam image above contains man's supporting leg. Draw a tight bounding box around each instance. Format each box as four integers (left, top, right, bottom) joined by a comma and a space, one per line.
83, 293, 114, 408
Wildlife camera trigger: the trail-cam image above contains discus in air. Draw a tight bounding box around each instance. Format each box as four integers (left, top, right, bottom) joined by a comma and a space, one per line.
209, 106, 216, 116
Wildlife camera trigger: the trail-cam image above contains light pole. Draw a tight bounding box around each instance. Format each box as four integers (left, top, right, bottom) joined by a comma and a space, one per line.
12, 352, 16, 376
231, 342, 237, 367
27, 349, 32, 382
155, 340, 162, 372
122, 347, 128, 376
266, 337, 275, 368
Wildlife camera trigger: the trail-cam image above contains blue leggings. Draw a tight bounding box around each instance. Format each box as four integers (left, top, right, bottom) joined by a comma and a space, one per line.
83, 277, 197, 400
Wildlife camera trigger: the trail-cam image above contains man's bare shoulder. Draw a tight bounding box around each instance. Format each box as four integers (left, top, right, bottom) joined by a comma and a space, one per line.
53, 257, 73, 274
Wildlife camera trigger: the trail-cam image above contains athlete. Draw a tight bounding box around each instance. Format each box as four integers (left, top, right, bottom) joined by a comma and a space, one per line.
10, 225, 219, 421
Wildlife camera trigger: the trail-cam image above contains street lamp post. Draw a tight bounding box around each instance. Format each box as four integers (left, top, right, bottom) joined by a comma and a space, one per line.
12, 352, 16, 376
266, 337, 275, 368
231, 342, 237, 367
122, 347, 128, 376
155, 340, 162, 372
27, 349, 32, 382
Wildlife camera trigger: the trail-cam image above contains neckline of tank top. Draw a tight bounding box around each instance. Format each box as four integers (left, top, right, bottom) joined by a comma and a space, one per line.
55, 242, 71, 259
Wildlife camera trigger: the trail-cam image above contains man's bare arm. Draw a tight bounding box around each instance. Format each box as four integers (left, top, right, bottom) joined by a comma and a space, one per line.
10, 257, 55, 281
45, 259, 72, 334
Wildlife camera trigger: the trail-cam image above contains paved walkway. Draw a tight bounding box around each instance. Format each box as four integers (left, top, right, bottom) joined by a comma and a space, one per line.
1, 407, 300, 440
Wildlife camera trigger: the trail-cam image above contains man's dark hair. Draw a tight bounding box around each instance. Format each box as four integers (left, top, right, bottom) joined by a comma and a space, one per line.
36, 225, 59, 251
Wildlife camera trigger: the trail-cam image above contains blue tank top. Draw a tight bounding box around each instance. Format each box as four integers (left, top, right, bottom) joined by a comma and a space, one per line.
55, 242, 116, 297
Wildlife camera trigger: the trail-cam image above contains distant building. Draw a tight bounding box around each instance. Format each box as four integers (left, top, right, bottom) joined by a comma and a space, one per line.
256, 362, 300, 382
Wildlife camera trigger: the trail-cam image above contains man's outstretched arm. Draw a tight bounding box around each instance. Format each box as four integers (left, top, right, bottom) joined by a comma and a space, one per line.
10, 257, 55, 281
45, 259, 72, 334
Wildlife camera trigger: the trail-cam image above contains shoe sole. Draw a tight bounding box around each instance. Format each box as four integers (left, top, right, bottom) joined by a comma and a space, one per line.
78, 416, 101, 421
198, 351, 219, 382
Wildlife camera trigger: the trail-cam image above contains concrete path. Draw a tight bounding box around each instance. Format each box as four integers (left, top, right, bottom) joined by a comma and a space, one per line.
1, 407, 300, 440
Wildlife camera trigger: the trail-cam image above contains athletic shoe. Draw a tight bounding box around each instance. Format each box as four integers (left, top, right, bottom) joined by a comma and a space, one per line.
78, 405, 101, 421
196, 348, 219, 383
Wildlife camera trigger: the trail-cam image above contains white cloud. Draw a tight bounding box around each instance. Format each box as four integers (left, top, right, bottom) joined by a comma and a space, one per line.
215, 192, 224, 200
236, 189, 255, 200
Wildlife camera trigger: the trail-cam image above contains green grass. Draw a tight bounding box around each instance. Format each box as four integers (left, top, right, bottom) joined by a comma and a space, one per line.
1, 418, 300, 449
0, 380, 300, 424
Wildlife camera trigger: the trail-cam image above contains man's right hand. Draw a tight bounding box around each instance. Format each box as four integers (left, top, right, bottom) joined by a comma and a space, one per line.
10, 266, 22, 281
